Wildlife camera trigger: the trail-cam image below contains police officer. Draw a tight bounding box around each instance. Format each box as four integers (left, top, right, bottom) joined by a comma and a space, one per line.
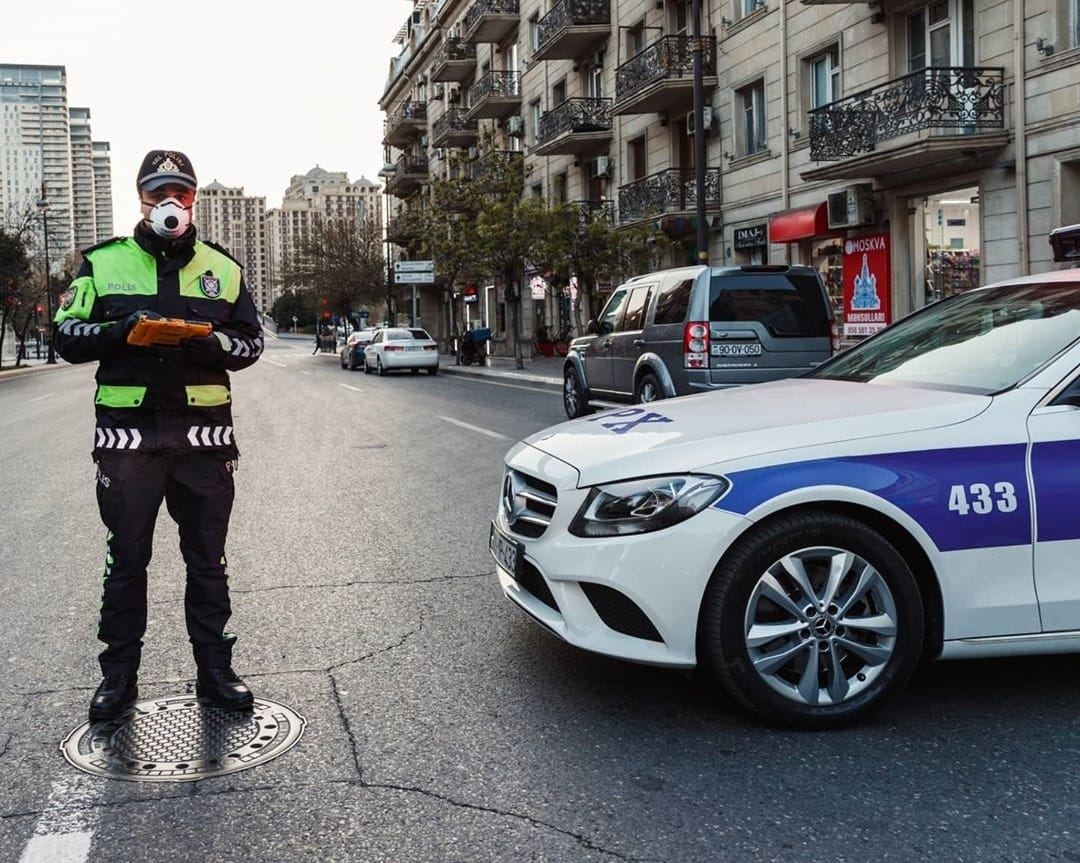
54, 150, 264, 720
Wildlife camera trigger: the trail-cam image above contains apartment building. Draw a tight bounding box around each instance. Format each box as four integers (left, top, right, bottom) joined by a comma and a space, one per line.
195, 182, 270, 312
0, 64, 114, 267
381, 0, 1080, 345
265, 167, 383, 313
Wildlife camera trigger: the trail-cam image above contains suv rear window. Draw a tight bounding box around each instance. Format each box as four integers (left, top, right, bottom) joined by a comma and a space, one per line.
709, 273, 830, 337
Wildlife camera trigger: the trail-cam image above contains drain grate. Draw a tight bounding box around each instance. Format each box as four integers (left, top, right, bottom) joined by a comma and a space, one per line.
61, 695, 306, 782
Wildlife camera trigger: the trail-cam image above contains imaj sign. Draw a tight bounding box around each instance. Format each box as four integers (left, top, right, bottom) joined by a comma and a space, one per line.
842, 233, 891, 337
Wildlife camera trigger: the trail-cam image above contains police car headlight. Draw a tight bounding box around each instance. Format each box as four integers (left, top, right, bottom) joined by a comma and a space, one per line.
569, 474, 730, 538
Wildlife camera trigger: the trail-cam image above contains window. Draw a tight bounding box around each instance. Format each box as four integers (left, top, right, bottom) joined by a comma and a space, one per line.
552, 78, 566, 106
809, 48, 840, 110
619, 287, 652, 332
552, 172, 567, 204
654, 279, 693, 325
738, 0, 765, 18
1072, 0, 1080, 47
626, 21, 645, 57
737, 80, 767, 156
529, 14, 540, 53
627, 136, 647, 180
598, 289, 628, 334
529, 99, 542, 147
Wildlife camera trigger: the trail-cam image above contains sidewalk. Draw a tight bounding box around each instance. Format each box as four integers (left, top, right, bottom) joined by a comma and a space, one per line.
438, 352, 563, 388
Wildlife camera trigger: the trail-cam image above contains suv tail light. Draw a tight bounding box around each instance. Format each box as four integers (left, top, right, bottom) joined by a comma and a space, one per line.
830, 320, 840, 354
683, 321, 709, 369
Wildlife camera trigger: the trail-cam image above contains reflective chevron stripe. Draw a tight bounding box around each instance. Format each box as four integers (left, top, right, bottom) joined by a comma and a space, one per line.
94, 428, 143, 450
186, 425, 234, 447
59, 319, 103, 337
230, 335, 263, 358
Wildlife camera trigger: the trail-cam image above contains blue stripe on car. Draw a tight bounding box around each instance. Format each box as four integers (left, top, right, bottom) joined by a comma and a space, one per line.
715, 444, 1031, 551
1032, 439, 1080, 542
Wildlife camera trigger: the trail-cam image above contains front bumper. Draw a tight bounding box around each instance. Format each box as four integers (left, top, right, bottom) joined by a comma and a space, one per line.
494, 444, 752, 668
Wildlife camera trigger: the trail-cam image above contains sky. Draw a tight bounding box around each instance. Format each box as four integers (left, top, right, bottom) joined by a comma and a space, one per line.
3, 0, 408, 229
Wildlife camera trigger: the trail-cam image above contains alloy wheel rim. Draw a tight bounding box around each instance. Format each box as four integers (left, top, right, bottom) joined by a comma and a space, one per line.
639, 381, 657, 402
743, 546, 899, 707
564, 374, 578, 413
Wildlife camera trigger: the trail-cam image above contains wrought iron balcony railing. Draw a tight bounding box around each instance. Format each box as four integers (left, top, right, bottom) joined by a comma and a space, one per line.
809, 67, 1005, 161
386, 212, 424, 246
464, 0, 520, 38
395, 154, 429, 176
538, 98, 612, 144
467, 149, 524, 181
617, 167, 722, 224
570, 199, 615, 226
434, 37, 476, 68
467, 70, 521, 109
615, 36, 716, 104
537, 0, 610, 53
386, 100, 427, 132
432, 108, 479, 145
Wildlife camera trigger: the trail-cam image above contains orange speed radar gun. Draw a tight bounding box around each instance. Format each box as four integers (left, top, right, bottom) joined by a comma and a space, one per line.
126, 316, 213, 347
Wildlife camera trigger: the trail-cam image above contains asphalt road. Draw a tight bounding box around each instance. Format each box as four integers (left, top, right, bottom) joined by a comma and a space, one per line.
1, 336, 1079, 863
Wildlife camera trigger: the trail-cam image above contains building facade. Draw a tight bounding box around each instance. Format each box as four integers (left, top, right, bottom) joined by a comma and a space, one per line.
195, 181, 270, 312
0, 64, 114, 269
265, 167, 383, 315
380, 0, 1080, 349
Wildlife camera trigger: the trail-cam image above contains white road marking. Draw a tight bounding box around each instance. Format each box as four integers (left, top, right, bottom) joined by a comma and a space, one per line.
19, 775, 102, 863
437, 415, 510, 440
263, 358, 287, 368
301, 371, 312, 376
446, 375, 557, 395
339, 384, 365, 393
29, 393, 56, 403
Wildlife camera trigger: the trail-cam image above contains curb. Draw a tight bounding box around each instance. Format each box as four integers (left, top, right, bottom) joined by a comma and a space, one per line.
438, 362, 561, 391
0, 362, 66, 382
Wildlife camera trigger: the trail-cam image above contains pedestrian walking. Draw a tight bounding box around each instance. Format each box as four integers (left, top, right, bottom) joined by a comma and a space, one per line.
53, 149, 264, 721
313, 329, 321, 355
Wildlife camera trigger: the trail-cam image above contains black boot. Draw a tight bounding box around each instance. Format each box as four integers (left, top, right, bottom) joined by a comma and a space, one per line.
89, 674, 138, 721
196, 667, 254, 711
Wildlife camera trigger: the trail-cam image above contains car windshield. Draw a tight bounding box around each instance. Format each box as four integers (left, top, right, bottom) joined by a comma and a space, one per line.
409, 329, 432, 340
812, 283, 1080, 394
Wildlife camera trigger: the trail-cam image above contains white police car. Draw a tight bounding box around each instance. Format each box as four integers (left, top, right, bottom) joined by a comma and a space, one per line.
491, 227, 1080, 728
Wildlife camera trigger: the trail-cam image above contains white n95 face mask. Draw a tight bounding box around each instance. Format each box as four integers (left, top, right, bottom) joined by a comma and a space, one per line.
148, 198, 192, 239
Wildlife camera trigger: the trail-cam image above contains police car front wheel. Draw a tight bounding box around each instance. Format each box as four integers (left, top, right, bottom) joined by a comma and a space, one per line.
701, 512, 924, 729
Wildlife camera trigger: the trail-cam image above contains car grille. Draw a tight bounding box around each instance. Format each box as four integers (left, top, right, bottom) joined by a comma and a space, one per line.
502, 469, 557, 538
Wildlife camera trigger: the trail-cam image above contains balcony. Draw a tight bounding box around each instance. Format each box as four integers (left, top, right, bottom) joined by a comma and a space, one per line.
617, 167, 722, 227
431, 38, 477, 83
466, 149, 524, 182
463, 0, 519, 44
386, 154, 429, 198
386, 212, 424, 247
570, 199, 615, 226
535, 98, 612, 157
466, 70, 521, 121
383, 101, 428, 148
611, 36, 717, 116
534, 0, 611, 62
804, 67, 1008, 182
432, 107, 479, 148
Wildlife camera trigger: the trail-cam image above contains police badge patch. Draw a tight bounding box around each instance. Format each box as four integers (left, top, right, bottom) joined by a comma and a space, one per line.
60, 289, 76, 310
199, 274, 222, 298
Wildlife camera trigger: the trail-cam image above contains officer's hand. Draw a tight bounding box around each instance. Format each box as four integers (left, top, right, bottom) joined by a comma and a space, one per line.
182, 331, 231, 368
113, 310, 162, 344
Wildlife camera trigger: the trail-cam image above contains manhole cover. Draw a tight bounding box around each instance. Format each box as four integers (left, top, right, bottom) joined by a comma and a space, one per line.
61, 695, 306, 782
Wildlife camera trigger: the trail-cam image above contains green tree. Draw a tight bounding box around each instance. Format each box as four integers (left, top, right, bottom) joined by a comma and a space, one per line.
280, 215, 385, 324
269, 289, 317, 331
0, 212, 42, 369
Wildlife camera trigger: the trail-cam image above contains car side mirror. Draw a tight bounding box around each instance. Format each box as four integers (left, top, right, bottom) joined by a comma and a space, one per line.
586, 319, 599, 335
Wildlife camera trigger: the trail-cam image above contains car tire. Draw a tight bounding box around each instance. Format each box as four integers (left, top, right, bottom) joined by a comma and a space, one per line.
363, 357, 372, 374
347, 355, 356, 371
411, 367, 419, 375
377, 357, 386, 376
428, 366, 438, 376
635, 371, 663, 404
563, 366, 591, 419
699, 511, 924, 729
340, 354, 346, 369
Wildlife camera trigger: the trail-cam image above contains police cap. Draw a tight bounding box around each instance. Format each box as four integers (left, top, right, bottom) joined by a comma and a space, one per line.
137, 150, 197, 192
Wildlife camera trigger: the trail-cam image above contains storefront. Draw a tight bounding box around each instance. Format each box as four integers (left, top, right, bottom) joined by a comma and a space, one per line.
768, 201, 845, 319
733, 223, 768, 265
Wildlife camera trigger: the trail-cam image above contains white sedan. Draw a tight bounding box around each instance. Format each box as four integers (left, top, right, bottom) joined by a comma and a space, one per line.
364, 327, 439, 375
491, 232, 1080, 728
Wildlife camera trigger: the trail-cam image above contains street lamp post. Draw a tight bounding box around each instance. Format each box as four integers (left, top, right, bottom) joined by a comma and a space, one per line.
36, 186, 56, 364
692, 0, 709, 265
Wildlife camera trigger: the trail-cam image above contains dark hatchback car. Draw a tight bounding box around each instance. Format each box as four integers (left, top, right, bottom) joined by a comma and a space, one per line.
562, 265, 837, 417
340, 328, 377, 370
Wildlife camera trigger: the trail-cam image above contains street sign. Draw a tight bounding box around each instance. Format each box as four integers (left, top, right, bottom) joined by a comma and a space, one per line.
394, 271, 435, 284
394, 260, 434, 273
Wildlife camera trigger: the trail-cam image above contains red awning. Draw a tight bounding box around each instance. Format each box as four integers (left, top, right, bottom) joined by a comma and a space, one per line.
769, 203, 838, 243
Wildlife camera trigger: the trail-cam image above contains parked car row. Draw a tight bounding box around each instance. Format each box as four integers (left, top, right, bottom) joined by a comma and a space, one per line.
339, 326, 439, 376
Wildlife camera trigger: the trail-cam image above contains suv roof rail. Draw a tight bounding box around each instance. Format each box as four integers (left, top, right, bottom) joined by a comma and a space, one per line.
1050, 224, 1080, 263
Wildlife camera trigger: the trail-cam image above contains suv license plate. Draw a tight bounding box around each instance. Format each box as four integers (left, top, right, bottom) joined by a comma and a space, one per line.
489, 522, 522, 580
712, 343, 763, 356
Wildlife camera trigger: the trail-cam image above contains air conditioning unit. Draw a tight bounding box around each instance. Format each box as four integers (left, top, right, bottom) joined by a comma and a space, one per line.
594, 156, 613, 178
827, 184, 877, 229
590, 51, 605, 67
506, 115, 525, 137
686, 106, 714, 136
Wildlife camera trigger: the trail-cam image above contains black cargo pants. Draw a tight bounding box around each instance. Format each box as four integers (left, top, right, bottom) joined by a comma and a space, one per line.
94, 449, 237, 675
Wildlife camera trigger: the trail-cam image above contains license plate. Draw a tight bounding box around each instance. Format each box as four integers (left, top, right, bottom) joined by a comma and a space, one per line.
712, 343, 763, 356
405, 345, 421, 351
489, 522, 522, 580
